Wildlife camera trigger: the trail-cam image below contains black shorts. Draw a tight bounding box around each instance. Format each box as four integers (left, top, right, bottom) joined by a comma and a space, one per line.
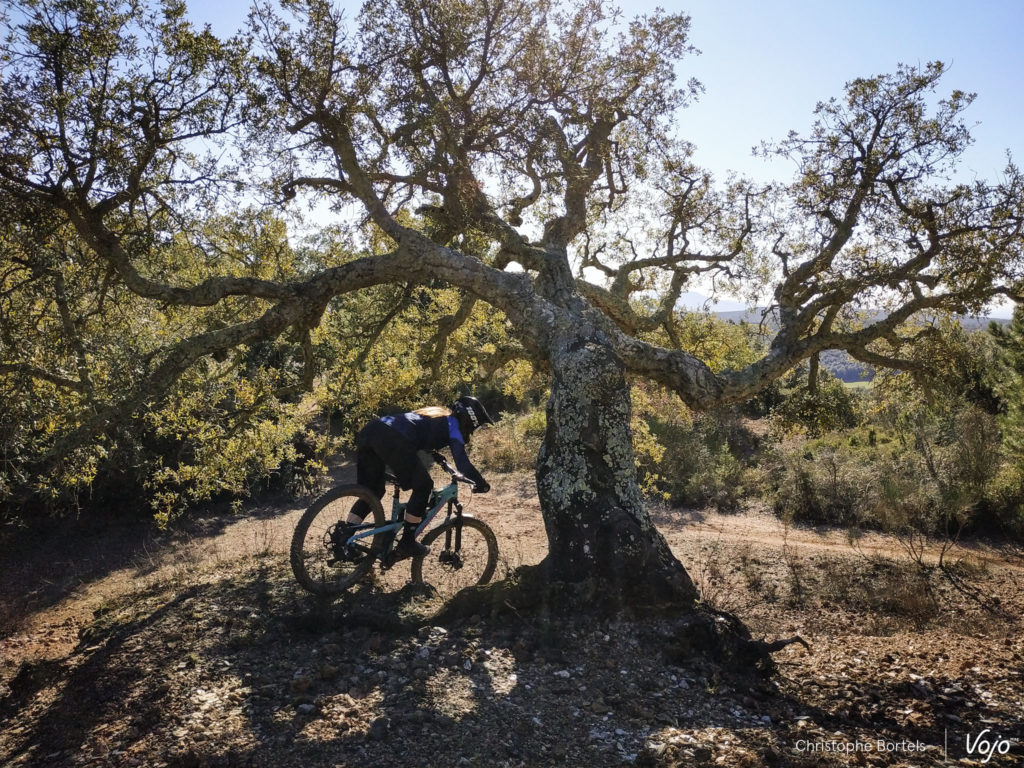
355, 420, 432, 493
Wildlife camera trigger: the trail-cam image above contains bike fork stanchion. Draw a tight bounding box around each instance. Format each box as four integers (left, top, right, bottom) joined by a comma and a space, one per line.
455, 503, 466, 550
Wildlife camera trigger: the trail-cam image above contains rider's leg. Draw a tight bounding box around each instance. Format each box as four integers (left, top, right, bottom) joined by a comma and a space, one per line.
355, 426, 431, 558
347, 431, 387, 525
394, 461, 433, 558
402, 483, 432, 527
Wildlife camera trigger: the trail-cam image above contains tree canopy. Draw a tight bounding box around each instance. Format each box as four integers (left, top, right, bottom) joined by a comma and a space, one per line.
3, 0, 1023, 601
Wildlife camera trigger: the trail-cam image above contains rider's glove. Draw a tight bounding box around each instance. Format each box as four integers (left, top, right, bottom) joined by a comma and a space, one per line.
474, 480, 491, 494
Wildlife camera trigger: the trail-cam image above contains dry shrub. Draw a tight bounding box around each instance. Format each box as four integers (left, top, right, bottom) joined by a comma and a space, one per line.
766, 406, 1007, 541
815, 557, 940, 630
473, 409, 545, 472
768, 445, 878, 528
638, 401, 755, 512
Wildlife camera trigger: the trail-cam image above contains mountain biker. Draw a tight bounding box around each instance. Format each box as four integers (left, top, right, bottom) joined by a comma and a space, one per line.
340, 395, 494, 561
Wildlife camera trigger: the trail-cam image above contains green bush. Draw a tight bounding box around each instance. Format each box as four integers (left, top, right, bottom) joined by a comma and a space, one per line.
977, 465, 1024, 538
634, 387, 756, 511
765, 438, 879, 527
764, 402, 1016, 540
767, 366, 862, 437
652, 414, 748, 512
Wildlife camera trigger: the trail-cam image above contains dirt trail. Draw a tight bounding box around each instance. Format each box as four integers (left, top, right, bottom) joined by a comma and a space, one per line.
654, 505, 1024, 572
3, 471, 1024, 768
3, 470, 1019, 674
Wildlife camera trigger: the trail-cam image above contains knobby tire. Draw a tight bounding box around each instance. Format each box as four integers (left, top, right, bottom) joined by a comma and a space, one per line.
290, 484, 386, 597
410, 515, 499, 600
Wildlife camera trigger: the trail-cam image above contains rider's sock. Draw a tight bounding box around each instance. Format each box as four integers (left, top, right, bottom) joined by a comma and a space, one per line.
402, 521, 419, 539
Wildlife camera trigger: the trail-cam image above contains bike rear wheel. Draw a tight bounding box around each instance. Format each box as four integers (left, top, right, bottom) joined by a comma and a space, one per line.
411, 516, 498, 600
290, 484, 387, 597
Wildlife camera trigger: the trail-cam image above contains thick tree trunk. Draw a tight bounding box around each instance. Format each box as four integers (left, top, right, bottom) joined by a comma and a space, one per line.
535, 321, 699, 607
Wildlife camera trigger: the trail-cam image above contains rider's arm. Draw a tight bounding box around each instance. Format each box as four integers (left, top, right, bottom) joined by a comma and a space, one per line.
446, 416, 489, 490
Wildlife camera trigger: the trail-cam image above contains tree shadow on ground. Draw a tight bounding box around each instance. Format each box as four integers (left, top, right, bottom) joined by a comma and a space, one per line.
0, 458, 358, 640
3, 553, 1021, 767
649, 505, 709, 528
1, 586, 202, 766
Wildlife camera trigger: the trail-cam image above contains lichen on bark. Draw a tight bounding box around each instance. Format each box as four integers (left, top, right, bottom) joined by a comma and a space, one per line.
535, 320, 698, 606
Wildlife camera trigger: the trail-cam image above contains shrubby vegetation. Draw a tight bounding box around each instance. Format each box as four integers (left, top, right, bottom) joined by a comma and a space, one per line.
2, 0, 1023, 592
761, 323, 1024, 541
4, 205, 1022, 555
766, 367, 860, 437
7, 225, 1023, 555
475, 314, 1024, 547
0, 213, 538, 529
0, 212, 331, 526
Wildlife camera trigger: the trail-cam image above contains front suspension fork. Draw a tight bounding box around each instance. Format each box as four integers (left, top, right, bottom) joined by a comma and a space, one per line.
441, 501, 464, 556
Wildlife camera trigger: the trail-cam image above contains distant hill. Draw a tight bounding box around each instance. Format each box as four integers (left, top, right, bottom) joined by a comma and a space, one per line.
703, 307, 1009, 383
711, 307, 1008, 331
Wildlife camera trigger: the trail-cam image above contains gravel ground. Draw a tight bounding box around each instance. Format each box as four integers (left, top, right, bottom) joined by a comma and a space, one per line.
2, 471, 1023, 767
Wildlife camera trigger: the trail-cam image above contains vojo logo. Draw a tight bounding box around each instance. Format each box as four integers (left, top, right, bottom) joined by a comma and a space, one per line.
965, 730, 1013, 763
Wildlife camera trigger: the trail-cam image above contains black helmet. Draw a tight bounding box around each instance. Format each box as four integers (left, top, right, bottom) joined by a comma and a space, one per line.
452, 395, 494, 434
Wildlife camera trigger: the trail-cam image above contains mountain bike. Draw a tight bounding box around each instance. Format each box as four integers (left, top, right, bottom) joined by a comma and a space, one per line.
290, 451, 499, 599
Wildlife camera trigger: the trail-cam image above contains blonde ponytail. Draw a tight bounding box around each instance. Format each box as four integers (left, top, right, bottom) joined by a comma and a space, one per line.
414, 406, 452, 418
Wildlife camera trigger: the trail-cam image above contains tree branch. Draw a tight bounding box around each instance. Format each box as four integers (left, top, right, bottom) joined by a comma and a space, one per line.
0, 363, 91, 393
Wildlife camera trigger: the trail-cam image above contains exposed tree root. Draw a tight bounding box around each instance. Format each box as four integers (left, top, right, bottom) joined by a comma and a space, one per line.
423, 564, 809, 677
293, 561, 810, 681
754, 635, 812, 655
660, 607, 810, 676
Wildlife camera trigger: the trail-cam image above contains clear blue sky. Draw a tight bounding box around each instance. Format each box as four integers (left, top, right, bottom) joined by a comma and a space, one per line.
193, 0, 1024, 185
676, 0, 1024, 183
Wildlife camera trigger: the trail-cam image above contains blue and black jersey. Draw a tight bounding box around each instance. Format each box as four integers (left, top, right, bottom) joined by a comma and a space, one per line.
360, 411, 487, 488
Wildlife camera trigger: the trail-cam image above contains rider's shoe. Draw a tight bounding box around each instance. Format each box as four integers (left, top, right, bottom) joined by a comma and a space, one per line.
329, 523, 359, 564
393, 530, 430, 561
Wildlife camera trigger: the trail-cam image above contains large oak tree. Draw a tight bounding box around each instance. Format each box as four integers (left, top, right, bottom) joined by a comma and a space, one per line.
3, 0, 1023, 606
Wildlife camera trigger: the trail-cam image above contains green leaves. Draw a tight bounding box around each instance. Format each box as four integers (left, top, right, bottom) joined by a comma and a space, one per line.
2, 0, 1023, 528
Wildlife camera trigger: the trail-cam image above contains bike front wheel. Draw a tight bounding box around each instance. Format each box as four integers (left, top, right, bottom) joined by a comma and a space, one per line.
410, 515, 499, 600
290, 484, 386, 597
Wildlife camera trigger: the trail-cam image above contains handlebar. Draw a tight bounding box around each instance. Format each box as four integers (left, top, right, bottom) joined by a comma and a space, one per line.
429, 451, 477, 489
